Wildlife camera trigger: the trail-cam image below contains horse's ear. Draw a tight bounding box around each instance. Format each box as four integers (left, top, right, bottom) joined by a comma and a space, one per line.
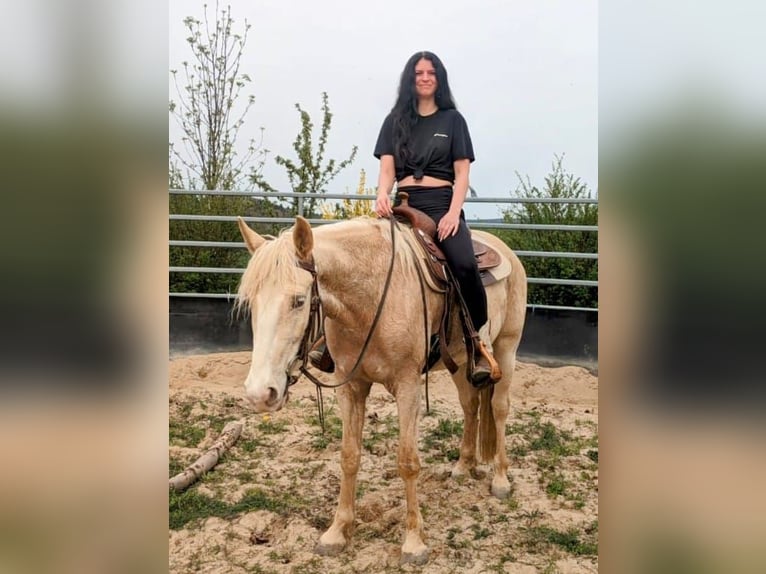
237, 217, 266, 254
293, 216, 314, 261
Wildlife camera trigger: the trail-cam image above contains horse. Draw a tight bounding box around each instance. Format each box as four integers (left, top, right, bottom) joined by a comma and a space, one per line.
235, 214, 527, 565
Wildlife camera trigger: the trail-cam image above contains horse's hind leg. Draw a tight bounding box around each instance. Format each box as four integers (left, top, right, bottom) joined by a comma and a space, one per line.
315, 380, 371, 556
450, 364, 481, 479
394, 379, 429, 565
488, 337, 518, 499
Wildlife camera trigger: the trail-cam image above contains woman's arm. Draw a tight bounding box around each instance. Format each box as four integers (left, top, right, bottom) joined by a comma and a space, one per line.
438, 158, 471, 240
375, 155, 396, 217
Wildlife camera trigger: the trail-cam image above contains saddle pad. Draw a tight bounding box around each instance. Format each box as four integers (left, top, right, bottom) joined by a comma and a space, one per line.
400, 227, 512, 292
399, 230, 447, 293
473, 235, 512, 286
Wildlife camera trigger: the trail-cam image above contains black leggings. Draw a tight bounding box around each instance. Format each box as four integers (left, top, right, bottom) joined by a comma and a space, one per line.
396, 186, 488, 330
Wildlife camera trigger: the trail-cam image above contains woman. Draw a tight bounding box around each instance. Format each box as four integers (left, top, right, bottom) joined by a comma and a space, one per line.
311, 51, 499, 388
373, 50, 499, 388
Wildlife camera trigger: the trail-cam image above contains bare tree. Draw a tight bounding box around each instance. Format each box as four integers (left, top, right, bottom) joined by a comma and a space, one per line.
169, 3, 275, 295
169, 1, 266, 190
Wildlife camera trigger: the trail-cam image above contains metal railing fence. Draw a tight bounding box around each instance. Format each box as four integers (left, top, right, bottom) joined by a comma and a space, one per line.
169, 189, 598, 312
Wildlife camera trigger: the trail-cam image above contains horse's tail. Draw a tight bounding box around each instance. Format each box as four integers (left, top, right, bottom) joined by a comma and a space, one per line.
478, 386, 497, 463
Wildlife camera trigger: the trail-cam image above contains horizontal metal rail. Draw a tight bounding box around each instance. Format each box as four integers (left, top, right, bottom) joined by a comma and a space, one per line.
171, 292, 239, 300
170, 266, 244, 274
528, 303, 599, 313
169, 266, 597, 288
515, 250, 598, 259
527, 277, 598, 287
471, 222, 597, 232
168, 292, 599, 312
169, 240, 598, 260
170, 214, 597, 232
169, 189, 598, 312
170, 188, 598, 204
170, 240, 248, 248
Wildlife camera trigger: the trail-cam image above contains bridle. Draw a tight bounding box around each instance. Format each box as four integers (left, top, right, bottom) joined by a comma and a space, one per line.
284, 217, 400, 429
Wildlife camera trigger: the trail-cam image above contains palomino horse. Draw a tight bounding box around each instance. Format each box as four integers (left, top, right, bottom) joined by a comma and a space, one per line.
236, 215, 526, 565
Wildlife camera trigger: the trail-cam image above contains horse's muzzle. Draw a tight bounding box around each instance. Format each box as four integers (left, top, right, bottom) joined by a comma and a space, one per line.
245, 382, 289, 412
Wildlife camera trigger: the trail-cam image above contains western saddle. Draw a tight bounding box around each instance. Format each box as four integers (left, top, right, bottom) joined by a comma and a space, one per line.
392, 192, 504, 385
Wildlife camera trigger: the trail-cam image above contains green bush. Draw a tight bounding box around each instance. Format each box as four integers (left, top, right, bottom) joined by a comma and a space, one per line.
169, 194, 287, 294
491, 156, 598, 309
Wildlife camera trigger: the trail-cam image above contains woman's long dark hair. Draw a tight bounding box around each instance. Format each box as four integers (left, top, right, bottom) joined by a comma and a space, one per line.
391, 51, 457, 164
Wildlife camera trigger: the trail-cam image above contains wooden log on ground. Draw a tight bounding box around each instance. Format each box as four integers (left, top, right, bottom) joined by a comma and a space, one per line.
169, 420, 243, 491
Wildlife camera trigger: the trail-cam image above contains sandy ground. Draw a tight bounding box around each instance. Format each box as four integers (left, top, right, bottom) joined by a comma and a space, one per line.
169, 352, 598, 573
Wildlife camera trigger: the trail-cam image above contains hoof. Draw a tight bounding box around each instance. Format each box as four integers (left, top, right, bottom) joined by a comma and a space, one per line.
314, 541, 345, 557
400, 547, 430, 566
451, 460, 473, 479
491, 481, 511, 499
451, 466, 468, 479
470, 467, 487, 480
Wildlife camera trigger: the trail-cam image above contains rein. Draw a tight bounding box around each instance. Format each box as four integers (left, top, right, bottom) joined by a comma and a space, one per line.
287, 217, 398, 429
397, 220, 432, 413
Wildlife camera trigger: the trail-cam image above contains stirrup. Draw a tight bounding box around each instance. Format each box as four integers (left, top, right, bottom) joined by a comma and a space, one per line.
469, 342, 501, 389
309, 338, 335, 373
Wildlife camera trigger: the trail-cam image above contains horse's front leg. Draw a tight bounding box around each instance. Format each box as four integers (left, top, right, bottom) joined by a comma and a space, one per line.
395, 380, 429, 565
315, 380, 371, 556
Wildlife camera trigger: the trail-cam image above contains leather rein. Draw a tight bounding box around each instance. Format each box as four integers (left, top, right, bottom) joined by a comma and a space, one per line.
285, 217, 400, 428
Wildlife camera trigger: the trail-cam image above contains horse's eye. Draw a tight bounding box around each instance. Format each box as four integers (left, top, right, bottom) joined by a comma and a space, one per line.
290, 295, 306, 309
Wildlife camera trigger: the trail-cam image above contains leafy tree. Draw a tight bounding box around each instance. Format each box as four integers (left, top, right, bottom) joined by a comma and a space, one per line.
492, 156, 598, 308
252, 92, 358, 216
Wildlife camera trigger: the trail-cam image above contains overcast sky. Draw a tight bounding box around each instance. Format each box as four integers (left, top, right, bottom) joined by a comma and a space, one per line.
169, 0, 597, 219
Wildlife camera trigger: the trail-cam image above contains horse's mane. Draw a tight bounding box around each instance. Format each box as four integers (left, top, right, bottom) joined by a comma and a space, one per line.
235, 226, 302, 316
235, 217, 417, 316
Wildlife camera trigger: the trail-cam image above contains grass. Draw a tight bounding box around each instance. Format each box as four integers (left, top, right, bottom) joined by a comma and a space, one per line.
169, 418, 206, 447
522, 525, 598, 556
168, 388, 599, 572
239, 436, 269, 452
471, 523, 492, 540
291, 557, 325, 574
422, 417, 463, 462
544, 473, 570, 497
445, 526, 470, 550
169, 487, 297, 530
508, 410, 598, 503
267, 549, 293, 564
169, 455, 191, 478
169, 395, 242, 446
362, 414, 399, 452
307, 412, 343, 449
517, 510, 598, 557
488, 553, 517, 572
424, 418, 464, 443
508, 410, 593, 457
256, 417, 289, 435
505, 495, 520, 512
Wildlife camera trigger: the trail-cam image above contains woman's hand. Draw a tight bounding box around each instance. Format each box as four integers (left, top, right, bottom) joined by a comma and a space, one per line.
375, 191, 392, 217
438, 210, 461, 241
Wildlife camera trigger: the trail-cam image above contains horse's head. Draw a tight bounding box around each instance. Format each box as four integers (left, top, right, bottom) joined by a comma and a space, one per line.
236, 216, 315, 412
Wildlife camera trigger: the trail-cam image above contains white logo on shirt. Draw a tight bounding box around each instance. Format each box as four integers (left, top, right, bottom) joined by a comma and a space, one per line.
433, 133, 448, 138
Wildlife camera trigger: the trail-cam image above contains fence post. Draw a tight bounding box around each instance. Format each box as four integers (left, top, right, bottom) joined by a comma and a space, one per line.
297, 195, 304, 217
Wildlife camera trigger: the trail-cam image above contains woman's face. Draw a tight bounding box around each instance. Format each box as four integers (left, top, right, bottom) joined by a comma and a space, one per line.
414, 58, 437, 99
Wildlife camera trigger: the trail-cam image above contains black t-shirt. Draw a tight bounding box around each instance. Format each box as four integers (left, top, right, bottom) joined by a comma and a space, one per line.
373, 109, 475, 183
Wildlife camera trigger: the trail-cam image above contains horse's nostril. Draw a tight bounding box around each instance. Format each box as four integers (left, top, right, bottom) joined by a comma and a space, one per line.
266, 387, 279, 406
